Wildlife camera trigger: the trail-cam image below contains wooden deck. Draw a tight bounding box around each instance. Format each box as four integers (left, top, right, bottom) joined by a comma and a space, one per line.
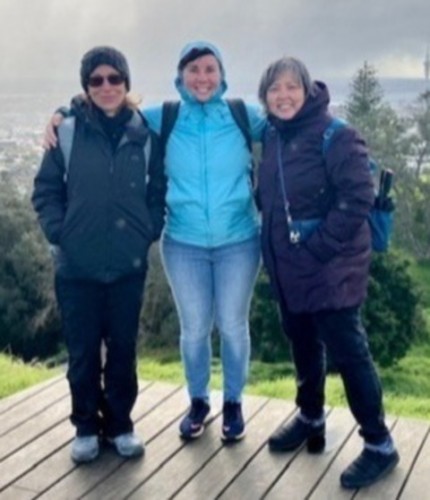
0, 376, 429, 500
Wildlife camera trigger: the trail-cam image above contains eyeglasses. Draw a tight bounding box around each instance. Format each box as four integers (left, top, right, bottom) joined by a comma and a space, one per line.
88, 74, 125, 87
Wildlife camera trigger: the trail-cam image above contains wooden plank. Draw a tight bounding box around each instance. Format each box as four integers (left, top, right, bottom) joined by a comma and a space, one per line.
355, 418, 428, 499
0, 420, 73, 491
39, 385, 193, 500
0, 375, 65, 415
0, 397, 70, 462
0, 485, 38, 500
79, 392, 224, 500
399, 427, 430, 498
7, 380, 161, 495
266, 407, 356, 500
3, 376, 430, 500
128, 394, 270, 499
216, 399, 297, 500
308, 416, 396, 500
0, 379, 152, 463
173, 396, 284, 500
0, 378, 69, 436
0, 380, 152, 493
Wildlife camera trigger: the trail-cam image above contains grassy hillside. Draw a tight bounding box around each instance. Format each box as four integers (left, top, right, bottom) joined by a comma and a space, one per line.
0, 354, 60, 399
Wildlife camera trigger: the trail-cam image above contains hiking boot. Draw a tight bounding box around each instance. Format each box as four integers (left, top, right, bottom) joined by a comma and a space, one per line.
340, 448, 400, 489
179, 398, 210, 440
221, 401, 245, 443
71, 435, 99, 463
108, 432, 144, 458
268, 416, 325, 453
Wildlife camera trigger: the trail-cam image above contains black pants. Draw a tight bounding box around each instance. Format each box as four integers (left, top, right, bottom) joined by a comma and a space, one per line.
279, 304, 390, 445
55, 273, 145, 438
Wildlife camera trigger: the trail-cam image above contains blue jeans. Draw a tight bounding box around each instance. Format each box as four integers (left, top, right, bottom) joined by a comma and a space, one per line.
161, 235, 260, 402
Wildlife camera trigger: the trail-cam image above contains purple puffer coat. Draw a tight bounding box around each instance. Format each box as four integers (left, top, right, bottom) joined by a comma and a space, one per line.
258, 82, 375, 313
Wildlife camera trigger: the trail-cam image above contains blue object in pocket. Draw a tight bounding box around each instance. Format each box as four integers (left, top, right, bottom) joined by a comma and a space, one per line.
289, 218, 321, 244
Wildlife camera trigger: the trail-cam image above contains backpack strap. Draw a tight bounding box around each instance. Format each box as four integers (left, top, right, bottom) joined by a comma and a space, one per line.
322, 117, 347, 157
159, 99, 252, 156
144, 134, 152, 170
57, 116, 76, 182
160, 101, 180, 155
226, 98, 252, 152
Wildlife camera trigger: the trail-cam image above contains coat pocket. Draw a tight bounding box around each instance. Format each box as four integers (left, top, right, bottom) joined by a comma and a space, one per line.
288, 218, 321, 244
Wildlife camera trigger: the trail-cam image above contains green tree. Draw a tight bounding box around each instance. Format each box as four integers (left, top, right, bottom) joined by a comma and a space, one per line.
408, 90, 430, 179
346, 62, 430, 259
0, 173, 61, 360
345, 61, 409, 175
394, 90, 430, 259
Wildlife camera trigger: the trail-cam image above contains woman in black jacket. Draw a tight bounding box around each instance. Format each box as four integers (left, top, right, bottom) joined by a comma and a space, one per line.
257, 56, 398, 489
32, 47, 166, 464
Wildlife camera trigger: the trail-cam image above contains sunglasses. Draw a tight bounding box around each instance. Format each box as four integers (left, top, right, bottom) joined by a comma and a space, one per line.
88, 74, 125, 87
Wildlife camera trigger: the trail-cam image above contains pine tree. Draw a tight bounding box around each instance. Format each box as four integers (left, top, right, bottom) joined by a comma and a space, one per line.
345, 61, 408, 173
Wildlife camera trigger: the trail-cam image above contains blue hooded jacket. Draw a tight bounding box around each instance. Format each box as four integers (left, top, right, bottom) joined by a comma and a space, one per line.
144, 41, 265, 248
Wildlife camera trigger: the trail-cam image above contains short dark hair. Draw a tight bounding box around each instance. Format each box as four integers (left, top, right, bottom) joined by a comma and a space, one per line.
258, 57, 313, 111
178, 47, 217, 72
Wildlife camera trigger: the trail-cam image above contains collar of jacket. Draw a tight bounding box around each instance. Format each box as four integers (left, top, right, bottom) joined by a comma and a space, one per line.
71, 97, 149, 147
122, 111, 149, 146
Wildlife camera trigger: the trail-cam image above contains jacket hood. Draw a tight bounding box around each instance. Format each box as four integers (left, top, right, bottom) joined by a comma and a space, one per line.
174, 40, 228, 103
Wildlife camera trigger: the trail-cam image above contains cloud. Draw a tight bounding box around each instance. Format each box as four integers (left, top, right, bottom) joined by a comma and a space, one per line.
0, 0, 428, 95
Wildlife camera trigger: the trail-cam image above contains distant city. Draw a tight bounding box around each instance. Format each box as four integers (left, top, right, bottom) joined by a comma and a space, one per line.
1, 74, 429, 195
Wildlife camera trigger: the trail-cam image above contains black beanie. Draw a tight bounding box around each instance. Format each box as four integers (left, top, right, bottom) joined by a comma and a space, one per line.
80, 46, 130, 91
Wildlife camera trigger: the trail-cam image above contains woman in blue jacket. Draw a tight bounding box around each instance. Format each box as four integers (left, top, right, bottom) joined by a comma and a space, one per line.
257, 56, 398, 489
144, 42, 264, 442
44, 41, 265, 443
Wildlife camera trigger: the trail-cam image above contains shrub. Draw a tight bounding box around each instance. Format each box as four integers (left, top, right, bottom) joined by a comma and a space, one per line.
250, 252, 426, 367
0, 175, 61, 361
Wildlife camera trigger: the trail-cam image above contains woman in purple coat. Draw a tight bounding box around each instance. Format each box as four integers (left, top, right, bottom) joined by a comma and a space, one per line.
257, 57, 398, 489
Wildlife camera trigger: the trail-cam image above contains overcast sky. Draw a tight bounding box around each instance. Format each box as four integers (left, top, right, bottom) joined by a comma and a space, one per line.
1, 0, 429, 97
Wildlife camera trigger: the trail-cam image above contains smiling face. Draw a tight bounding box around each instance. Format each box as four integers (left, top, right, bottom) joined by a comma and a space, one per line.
266, 71, 306, 120
182, 54, 222, 102
87, 64, 127, 116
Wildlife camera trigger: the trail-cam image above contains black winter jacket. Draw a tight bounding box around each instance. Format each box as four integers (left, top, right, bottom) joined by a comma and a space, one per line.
32, 100, 166, 283
258, 82, 374, 312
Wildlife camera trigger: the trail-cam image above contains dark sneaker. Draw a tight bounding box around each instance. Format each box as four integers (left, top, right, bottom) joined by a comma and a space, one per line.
107, 432, 144, 458
179, 398, 210, 440
268, 416, 325, 453
221, 401, 245, 443
340, 448, 400, 489
71, 435, 99, 463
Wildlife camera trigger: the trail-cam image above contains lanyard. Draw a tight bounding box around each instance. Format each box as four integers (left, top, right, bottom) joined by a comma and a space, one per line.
276, 134, 293, 227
